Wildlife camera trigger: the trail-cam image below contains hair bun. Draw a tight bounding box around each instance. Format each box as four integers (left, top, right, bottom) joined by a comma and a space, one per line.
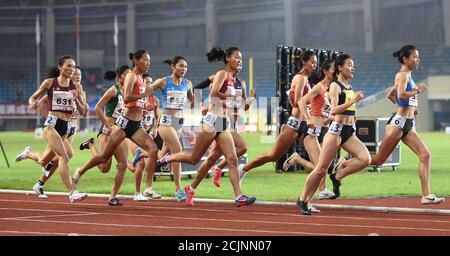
104, 70, 117, 81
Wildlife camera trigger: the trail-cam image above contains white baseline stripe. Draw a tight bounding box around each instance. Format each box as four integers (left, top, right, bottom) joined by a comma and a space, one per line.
1, 199, 449, 225
2, 189, 449, 215
0, 218, 352, 236
0, 230, 107, 236
2, 212, 99, 220
1, 206, 449, 234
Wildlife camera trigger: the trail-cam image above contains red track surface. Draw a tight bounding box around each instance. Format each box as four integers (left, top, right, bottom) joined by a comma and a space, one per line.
0, 192, 449, 236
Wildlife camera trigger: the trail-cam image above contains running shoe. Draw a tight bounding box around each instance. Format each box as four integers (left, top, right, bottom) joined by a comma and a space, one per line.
235, 194, 256, 207
308, 205, 321, 213
282, 152, 299, 171
42, 160, 54, 178
143, 187, 162, 199
211, 166, 222, 187
69, 191, 87, 203
133, 192, 149, 201
296, 200, 312, 215
329, 173, 341, 199
132, 148, 143, 167
108, 197, 123, 206
421, 194, 445, 204
332, 157, 345, 174
15, 146, 32, 162
318, 188, 335, 200
72, 168, 81, 190
32, 182, 48, 199
79, 138, 94, 151
156, 153, 171, 168
185, 185, 195, 206
175, 189, 187, 202
238, 164, 248, 185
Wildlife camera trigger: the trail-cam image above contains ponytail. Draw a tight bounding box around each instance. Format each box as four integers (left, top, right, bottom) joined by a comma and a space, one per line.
393, 45, 416, 64
207, 46, 240, 64
104, 70, 117, 81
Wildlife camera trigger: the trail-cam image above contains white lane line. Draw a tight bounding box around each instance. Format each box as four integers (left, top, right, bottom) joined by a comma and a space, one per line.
0, 230, 107, 236
1, 199, 449, 225
0, 218, 353, 236
1, 212, 100, 220
2, 189, 449, 215
1, 206, 449, 233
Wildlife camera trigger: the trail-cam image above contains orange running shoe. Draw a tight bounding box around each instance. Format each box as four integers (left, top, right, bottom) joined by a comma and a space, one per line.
211, 166, 222, 187
185, 185, 195, 206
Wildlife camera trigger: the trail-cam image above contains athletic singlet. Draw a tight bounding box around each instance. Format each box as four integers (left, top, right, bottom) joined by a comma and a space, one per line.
219, 74, 237, 108
289, 76, 310, 108
310, 80, 331, 117
227, 77, 244, 109
124, 77, 146, 109
104, 84, 124, 118
395, 74, 418, 107
148, 95, 156, 111
161, 76, 188, 110
335, 80, 356, 116
47, 78, 76, 113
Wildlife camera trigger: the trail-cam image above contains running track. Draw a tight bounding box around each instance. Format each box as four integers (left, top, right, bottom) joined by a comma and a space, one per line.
0, 192, 449, 236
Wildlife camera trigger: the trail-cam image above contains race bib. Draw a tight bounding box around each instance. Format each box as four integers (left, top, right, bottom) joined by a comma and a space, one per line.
136, 87, 146, 108
322, 97, 331, 117
159, 114, 172, 126
166, 90, 187, 109
286, 116, 301, 131
389, 114, 406, 129
44, 114, 58, 127
202, 112, 218, 127
307, 124, 322, 137
228, 89, 243, 109
409, 93, 418, 107
328, 121, 344, 135
52, 91, 73, 112
142, 112, 155, 126
112, 95, 125, 118
116, 115, 129, 130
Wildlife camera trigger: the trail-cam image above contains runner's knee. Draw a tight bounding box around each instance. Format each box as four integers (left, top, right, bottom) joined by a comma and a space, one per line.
418, 149, 431, 162
236, 145, 248, 156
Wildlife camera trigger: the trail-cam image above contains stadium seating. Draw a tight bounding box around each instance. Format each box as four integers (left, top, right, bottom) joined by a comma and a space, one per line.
1, 45, 450, 104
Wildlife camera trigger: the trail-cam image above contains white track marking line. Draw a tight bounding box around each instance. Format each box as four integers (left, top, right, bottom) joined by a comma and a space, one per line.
1, 212, 100, 220
1, 206, 449, 233
1, 198, 449, 225
0, 230, 107, 236
0, 218, 353, 236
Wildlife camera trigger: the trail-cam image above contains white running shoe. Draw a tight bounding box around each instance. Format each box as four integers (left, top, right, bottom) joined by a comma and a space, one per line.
41, 161, 54, 178
318, 188, 336, 200
133, 192, 149, 201
72, 168, 81, 190
308, 205, 321, 213
32, 182, 48, 199
15, 146, 32, 162
69, 191, 87, 203
282, 152, 299, 171
143, 187, 162, 199
332, 157, 345, 174
238, 164, 248, 185
421, 194, 445, 204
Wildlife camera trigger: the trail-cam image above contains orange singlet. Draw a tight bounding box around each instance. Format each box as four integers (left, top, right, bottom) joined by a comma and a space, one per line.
310, 80, 328, 117
124, 77, 146, 109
